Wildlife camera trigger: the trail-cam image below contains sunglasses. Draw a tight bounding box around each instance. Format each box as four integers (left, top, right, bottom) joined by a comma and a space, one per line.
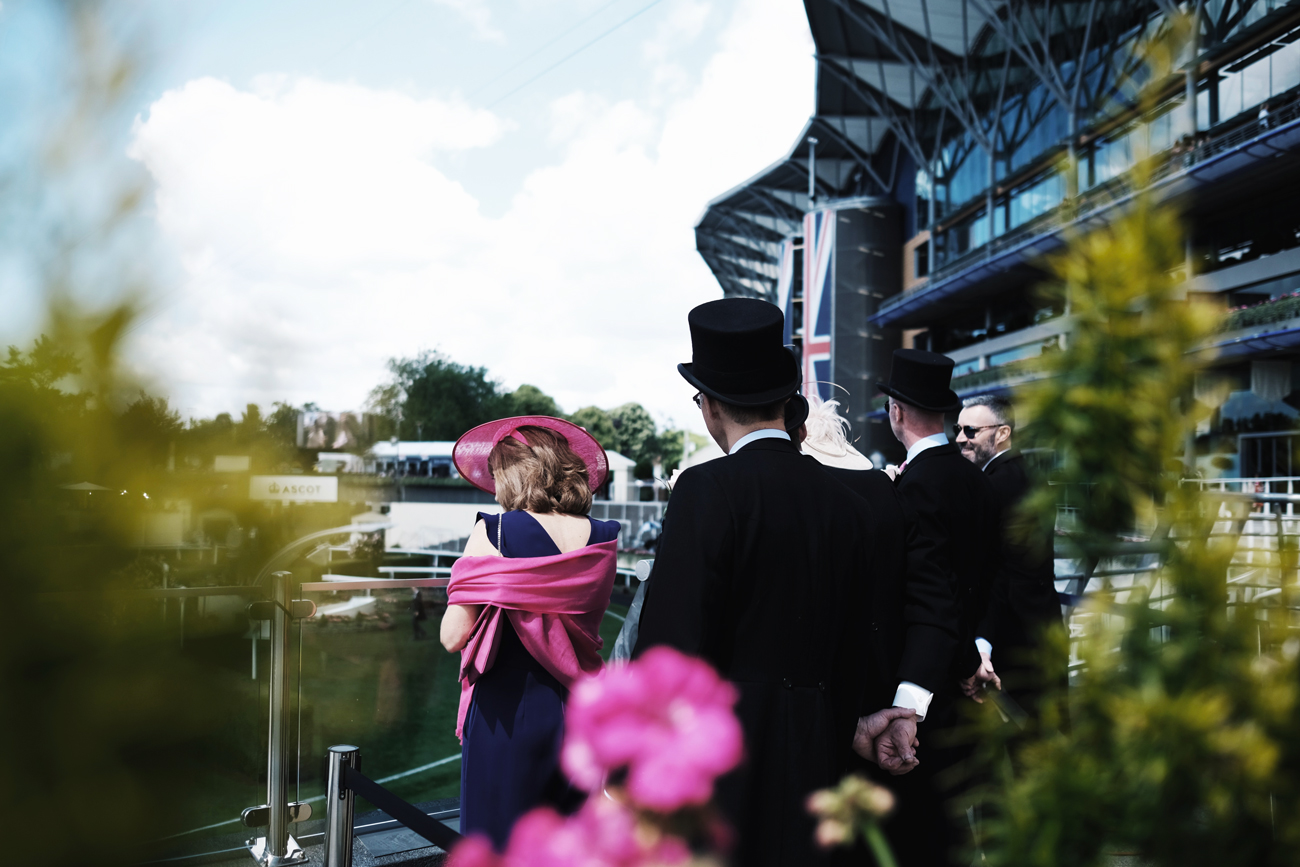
693, 392, 704, 409
953, 423, 1002, 439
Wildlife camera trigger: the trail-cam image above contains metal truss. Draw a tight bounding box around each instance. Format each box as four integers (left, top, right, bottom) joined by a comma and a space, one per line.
695, 0, 1290, 298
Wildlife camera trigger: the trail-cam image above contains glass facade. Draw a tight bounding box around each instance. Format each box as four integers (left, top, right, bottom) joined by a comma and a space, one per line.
917, 22, 1300, 274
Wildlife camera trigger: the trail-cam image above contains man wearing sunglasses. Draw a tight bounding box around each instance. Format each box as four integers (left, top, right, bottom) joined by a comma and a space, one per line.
955, 394, 1064, 734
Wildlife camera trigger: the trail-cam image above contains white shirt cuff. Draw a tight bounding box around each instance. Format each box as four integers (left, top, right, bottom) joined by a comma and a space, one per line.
975, 637, 993, 656
892, 681, 933, 722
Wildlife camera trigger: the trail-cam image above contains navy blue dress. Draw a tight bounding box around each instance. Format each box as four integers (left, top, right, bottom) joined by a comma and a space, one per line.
459, 510, 620, 850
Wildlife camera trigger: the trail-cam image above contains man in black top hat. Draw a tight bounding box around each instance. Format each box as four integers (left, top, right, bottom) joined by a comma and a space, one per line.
635, 298, 923, 866
878, 348, 999, 866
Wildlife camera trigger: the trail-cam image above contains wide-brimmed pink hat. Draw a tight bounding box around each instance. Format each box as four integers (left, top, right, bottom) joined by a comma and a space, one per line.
453, 416, 609, 495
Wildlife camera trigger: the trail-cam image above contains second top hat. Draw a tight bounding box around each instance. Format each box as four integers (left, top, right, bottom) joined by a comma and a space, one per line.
678, 298, 801, 407
877, 348, 961, 413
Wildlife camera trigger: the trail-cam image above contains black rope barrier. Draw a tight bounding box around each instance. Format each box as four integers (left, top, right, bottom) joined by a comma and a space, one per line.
342, 765, 463, 852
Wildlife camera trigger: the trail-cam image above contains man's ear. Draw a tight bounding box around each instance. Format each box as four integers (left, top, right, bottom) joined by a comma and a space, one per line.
997, 425, 1012, 450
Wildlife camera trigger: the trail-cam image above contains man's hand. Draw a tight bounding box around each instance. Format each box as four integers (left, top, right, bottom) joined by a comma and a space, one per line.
875, 715, 920, 776
959, 651, 1001, 703
882, 464, 900, 481
852, 707, 916, 764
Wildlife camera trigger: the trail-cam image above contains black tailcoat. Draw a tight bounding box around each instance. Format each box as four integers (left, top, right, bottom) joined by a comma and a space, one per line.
824, 466, 961, 695
894, 442, 999, 682
634, 438, 898, 866
887, 441, 999, 866
977, 451, 1063, 706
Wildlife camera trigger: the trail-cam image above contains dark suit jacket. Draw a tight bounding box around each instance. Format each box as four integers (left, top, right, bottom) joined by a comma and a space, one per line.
895, 441, 999, 682
824, 466, 960, 695
976, 451, 1061, 648
634, 437, 898, 867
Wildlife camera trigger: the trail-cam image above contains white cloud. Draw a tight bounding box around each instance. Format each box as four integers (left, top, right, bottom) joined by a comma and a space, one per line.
431, 0, 504, 42
127, 0, 813, 429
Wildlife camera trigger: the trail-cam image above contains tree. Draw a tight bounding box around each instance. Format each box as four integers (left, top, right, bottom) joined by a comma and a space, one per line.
508, 384, 561, 417
1, 336, 87, 427
568, 406, 617, 450
236, 403, 263, 442
266, 401, 299, 449
657, 429, 711, 474
978, 19, 1300, 866
381, 350, 512, 440
609, 402, 660, 479
117, 392, 181, 469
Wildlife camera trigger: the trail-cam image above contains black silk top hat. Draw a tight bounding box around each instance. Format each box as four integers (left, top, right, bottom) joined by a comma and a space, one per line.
783, 393, 810, 433
678, 298, 801, 407
877, 348, 962, 413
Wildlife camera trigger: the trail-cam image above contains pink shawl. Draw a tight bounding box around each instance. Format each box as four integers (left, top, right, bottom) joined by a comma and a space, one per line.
447, 540, 617, 740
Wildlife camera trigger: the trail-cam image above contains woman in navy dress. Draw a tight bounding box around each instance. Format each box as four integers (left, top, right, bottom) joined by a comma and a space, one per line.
442, 419, 619, 850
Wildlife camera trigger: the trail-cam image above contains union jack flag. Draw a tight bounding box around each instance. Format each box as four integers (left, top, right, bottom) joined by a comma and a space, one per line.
802, 210, 835, 402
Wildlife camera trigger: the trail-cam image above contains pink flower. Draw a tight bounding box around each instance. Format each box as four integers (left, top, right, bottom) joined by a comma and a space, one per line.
562, 646, 744, 811
447, 834, 503, 867
461, 799, 689, 867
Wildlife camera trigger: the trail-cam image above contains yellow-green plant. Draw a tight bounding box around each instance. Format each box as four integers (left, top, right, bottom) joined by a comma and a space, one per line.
979, 13, 1300, 867
0, 5, 238, 865
806, 773, 898, 867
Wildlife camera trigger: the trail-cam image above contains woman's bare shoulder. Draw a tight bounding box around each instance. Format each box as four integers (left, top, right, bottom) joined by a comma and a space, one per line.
463, 518, 501, 557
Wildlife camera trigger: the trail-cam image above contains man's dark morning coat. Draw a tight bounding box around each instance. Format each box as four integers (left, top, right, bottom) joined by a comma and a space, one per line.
887, 440, 999, 866
823, 465, 961, 695
895, 442, 999, 682
634, 437, 908, 867
976, 450, 1062, 708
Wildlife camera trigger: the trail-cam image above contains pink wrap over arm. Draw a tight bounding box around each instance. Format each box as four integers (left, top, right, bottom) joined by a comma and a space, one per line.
447, 539, 617, 740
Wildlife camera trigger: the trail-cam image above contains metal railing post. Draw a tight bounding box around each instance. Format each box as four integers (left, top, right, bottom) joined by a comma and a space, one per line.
247, 570, 308, 866
324, 745, 360, 867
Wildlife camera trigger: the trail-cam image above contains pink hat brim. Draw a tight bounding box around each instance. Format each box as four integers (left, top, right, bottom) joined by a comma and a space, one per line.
453, 416, 609, 496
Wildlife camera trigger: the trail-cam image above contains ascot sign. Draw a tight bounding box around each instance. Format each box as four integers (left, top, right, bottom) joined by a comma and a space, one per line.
249, 475, 338, 503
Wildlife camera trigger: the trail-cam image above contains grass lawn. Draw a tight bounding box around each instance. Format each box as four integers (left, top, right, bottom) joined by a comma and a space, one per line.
154, 595, 630, 839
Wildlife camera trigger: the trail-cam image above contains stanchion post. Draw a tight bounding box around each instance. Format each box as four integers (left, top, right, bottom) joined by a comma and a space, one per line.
247, 570, 308, 866
324, 745, 360, 867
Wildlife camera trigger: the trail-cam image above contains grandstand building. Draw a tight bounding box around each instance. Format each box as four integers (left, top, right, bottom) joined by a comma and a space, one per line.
697, 0, 1300, 476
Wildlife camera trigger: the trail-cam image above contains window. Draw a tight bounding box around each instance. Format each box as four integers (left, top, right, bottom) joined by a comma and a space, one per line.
1009, 173, 1063, 230
989, 342, 1046, 368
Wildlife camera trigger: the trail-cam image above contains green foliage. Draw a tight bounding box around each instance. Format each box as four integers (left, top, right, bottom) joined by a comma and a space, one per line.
266, 400, 299, 447
980, 495, 1300, 866
508, 383, 561, 417
981, 16, 1300, 866
1, 305, 235, 867
655, 428, 710, 474
569, 405, 617, 449
174, 401, 300, 471
373, 350, 515, 440
1018, 192, 1218, 559
1224, 293, 1300, 331
609, 402, 660, 472
118, 391, 181, 468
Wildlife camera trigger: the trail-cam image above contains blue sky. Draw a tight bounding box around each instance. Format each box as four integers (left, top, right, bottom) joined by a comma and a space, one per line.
3, 0, 812, 429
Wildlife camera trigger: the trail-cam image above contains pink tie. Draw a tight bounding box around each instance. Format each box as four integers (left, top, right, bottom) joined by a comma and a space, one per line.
899, 460, 907, 473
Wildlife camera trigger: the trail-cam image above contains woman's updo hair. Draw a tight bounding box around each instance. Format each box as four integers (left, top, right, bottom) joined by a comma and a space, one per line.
488, 425, 593, 515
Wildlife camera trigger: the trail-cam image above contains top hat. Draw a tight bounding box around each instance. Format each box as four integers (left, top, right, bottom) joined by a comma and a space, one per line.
678, 298, 801, 407
783, 393, 810, 433
453, 416, 609, 496
877, 349, 961, 413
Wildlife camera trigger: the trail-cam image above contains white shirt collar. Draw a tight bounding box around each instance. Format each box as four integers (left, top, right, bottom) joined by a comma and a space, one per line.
905, 432, 949, 464
729, 428, 791, 455
982, 447, 1011, 471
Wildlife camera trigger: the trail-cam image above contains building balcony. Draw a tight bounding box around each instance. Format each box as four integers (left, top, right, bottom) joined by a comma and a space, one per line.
873, 95, 1300, 330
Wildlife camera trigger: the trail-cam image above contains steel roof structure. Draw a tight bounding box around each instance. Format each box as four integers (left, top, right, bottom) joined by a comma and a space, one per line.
696, 0, 1297, 301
